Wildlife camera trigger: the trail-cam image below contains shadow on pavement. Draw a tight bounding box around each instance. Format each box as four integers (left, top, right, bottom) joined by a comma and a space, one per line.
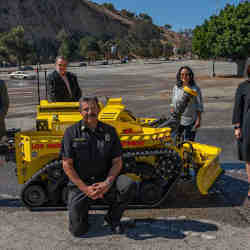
73, 217, 218, 240
221, 162, 245, 170
218, 167, 249, 207
0, 198, 21, 207
125, 218, 218, 240
163, 167, 249, 209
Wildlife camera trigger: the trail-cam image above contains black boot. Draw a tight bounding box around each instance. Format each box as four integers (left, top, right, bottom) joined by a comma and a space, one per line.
104, 214, 125, 234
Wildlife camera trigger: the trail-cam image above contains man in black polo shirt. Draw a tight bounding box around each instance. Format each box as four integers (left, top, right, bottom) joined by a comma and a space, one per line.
61, 96, 135, 236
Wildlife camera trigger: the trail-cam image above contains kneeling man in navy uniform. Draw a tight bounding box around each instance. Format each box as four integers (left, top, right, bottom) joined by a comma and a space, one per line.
61, 96, 135, 236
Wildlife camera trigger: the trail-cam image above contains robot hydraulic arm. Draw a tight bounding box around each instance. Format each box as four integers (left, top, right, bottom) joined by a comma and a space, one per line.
151, 86, 198, 131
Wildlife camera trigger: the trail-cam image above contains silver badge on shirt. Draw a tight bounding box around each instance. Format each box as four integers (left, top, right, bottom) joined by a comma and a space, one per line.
105, 133, 111, 142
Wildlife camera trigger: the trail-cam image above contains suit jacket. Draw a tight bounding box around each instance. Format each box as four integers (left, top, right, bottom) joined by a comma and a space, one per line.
0, 80, 9, 138
47, 70, 82, 102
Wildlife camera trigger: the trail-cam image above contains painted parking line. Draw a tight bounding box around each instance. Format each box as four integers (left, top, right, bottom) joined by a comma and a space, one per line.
0, 193, 19, 199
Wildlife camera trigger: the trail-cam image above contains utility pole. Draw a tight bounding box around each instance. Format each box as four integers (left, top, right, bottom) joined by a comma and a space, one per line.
212, 0, 220, 77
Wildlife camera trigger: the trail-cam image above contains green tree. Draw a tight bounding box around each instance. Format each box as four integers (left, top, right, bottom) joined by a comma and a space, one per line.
56, 29, 68, 43
79, 36, 100, 58
192, 22, 211, 59
0, 44, 10, 62
98, 39, 112, 60
0, 26, 32, 66
138, 13, 153, 23
117, 39, 130, 61
192, 1, 250, 76
102, 3, 116, 12
58, 40, 71, 60
56, 29, 81, 61
164, 24, 172, 30
120, 9, 135, 19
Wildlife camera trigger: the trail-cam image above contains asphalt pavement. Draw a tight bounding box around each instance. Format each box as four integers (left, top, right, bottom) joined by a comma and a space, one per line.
0, 59, 249, 250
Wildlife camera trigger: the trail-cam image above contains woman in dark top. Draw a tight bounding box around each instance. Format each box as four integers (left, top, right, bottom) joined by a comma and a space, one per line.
232, 65, 250, 199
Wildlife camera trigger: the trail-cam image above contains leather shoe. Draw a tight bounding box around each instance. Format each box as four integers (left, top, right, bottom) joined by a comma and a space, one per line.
110, 223, 125, 234
104, 215, 125, 234
104, 214, 112, 226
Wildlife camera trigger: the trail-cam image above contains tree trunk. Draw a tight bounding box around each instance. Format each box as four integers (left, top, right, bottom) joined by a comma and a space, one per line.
212, 60, 216, 77
236, 59, 246, 77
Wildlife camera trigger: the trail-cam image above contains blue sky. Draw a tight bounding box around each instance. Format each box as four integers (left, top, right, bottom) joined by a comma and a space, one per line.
93, 0, 241, 31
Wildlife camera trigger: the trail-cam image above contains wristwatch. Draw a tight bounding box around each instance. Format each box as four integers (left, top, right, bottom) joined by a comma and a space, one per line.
234, 125, 241, 129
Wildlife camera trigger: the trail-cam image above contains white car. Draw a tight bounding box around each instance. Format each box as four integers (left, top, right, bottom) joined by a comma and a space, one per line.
9, 71, 36, 80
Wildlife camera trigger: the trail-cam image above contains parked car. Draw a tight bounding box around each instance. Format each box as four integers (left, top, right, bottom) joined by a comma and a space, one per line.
9, 71, 36, 80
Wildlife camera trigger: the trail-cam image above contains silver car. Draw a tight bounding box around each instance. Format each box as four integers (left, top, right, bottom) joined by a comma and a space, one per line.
9, 71, 36, 80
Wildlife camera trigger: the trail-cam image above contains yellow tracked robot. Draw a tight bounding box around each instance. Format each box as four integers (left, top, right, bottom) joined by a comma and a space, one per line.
1, 82, 222, 209
0, 68, 223, 209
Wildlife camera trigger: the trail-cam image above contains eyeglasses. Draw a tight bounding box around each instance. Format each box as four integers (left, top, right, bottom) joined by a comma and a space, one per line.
181, 73, 190, 76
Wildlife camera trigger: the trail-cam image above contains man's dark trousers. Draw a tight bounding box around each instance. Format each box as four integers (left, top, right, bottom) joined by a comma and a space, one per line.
67, 175, 135, 236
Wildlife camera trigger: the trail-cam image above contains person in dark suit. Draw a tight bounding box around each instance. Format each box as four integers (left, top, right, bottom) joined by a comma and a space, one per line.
47, 56, 82, 102
0, 79, 9, 140
232, 64, 250, 199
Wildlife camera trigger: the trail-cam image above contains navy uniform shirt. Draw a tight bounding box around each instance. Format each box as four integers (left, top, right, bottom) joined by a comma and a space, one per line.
61, 120, 122, 185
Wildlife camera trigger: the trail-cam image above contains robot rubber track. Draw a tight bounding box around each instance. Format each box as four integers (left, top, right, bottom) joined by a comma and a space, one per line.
20, 147, 182, 210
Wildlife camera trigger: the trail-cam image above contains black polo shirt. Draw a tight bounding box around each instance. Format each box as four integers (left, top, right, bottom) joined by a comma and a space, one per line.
61, 120, 122, 184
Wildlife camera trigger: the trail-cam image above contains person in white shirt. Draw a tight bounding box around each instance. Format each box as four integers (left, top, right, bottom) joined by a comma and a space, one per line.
171, 66, 203, 141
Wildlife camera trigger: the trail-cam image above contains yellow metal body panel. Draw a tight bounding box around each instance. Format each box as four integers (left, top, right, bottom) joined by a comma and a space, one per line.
196, 158, 223, 195
36, 98, 172, 147
182, 142, 222, 195
37, 101, 81, 131
15, 131, 63, 184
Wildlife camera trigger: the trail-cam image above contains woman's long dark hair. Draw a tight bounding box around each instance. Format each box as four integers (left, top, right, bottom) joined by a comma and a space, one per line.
176, 66, 196, 87
247, 64, 250, 78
